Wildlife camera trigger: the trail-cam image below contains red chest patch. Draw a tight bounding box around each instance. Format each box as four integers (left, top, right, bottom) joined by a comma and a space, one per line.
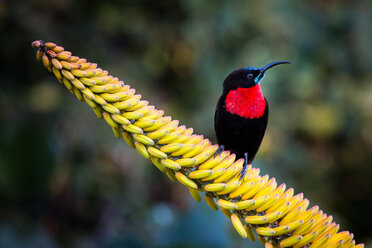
225, 85, 266, 119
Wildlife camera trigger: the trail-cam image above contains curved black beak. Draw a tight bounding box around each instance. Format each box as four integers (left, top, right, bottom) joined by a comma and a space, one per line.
260, 61, 291, 74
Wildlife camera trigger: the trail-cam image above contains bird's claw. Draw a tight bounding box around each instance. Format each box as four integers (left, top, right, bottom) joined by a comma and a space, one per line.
238, 166, 247, 181
214, 145, 224, 158
238, 152, 249, 181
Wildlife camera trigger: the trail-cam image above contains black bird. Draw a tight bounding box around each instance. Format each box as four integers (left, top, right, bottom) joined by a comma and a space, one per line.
214, 61, 290, 180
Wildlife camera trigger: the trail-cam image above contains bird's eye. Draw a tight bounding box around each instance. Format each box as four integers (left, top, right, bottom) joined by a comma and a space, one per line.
247, 73, 254, 79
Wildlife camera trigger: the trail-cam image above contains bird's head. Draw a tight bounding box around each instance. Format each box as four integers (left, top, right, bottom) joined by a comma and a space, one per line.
223, 61, 291, 92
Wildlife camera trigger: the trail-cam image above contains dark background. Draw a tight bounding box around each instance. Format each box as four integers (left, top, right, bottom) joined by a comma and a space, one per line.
0, 0, 371, 247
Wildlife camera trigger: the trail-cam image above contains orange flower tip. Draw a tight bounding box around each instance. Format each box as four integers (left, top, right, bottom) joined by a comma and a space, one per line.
278, 183, 286, 188
47, 50, 57, 57
236, 158, 245, 163
44, 42, 57, 49
31, 40, 43, 48
264, 242, 273, 248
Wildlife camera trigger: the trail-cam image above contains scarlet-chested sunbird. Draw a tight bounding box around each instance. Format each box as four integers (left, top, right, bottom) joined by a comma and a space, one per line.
214, 61, 290, 179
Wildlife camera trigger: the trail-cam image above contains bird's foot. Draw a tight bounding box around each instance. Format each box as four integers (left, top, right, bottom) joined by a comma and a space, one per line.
214, 145, 225, 158
238, 152, 249, 181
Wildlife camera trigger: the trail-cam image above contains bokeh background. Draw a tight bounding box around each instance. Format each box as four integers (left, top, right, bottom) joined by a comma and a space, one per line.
0, 0, 371, 247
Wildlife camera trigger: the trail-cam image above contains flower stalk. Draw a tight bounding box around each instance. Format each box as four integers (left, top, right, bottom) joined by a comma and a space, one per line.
32, 40, 363, 248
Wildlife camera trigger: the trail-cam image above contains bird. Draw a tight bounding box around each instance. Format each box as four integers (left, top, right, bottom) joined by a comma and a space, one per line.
214, 61, 290, 180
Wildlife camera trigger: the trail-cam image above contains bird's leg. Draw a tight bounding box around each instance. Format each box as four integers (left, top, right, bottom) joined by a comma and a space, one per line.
214, 144, 225, 158
238, 152, 249, 180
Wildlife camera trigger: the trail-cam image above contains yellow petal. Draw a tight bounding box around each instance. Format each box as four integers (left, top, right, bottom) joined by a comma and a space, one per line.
204, 183, 226, 192
122, 124, 143, 134
147, 146, 167, 159
175, 172, 198, 190
217, 199, 237, 210
231, 214, 247, 239
189, 188, 201, 202
134, 141, 150, 159
204, 194, 218, 211
188, 169, 213, 179
102, 104, 120, 114
293, 231, 317, 248
216, 180, 241, 195
122, 132, 135, 148
280, 235, 302, 247
256, 227, 276, 236
174, 158, 196, 167
150, 156, 166, 172
160, 143, 183, 153
111, 114, 130, 125
245, 225, 256, 242
133, 134, 155, 146
161, 159, 181, 170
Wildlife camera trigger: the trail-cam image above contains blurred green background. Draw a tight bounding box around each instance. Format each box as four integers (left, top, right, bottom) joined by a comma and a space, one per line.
0, 0, 371, 247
